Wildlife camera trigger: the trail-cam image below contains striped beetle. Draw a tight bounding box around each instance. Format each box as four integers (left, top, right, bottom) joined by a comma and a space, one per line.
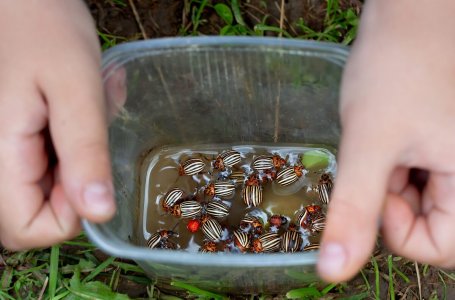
296, 205, 322, 229
199, 241, 218, 253
213, 150, 241, 170
162, 188, 184, 211
239, 215, 259, 231
316, 173, 333, 205
251, 155, 274, 171
242, 185, 263, 207
276, 165, 305, 186
233, 229, 250, 252
310, 215, 326, 233
280, 230, 302, 253
178, 158, 205, 176
228, 170, 246, 186
146, 230, 179, 249
205, 201, 230, 219
170, 200, 202, 219
201, 216, 223, 242
204, 181, 236, 198
303, 243, 320, 252
253, 232, 281, 253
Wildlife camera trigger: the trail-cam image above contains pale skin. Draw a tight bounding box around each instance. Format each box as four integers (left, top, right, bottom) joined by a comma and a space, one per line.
318, 0, 455, 282
0, 0, 453, 284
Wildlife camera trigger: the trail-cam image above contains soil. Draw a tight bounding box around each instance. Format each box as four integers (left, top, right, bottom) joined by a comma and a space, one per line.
85, 0, 362, 40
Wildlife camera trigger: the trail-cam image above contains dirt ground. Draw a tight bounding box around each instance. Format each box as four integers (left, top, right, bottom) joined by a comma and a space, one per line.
86, 0, 362, 40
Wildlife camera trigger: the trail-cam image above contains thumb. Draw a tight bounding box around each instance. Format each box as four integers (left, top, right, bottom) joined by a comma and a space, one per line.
42, 50, 116, 223
317, 124, 395, 282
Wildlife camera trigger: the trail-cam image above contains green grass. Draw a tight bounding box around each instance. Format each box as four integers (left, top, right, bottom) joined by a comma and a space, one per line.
1, 1, 452, 299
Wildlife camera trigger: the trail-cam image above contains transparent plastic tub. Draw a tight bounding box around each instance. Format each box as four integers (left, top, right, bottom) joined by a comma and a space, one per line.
83, 37, 349, 295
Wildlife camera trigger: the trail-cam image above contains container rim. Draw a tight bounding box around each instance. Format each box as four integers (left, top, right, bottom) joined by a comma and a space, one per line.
84, 36, 348, 267
100, 36, 349, 73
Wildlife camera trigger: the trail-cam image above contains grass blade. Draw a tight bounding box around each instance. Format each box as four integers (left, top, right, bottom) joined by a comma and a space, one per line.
286, 286, 322, 299
0, 290, 16, 300
49, 245, 60, 299
171, 280, 227, 300
392, 265, 410, 283
387, 255, 395, 300
83, 256, 116, 283
231, 0, 246, 26
438, 271, 447, 300
371, 256, 380, 300
321, 283, 337, 295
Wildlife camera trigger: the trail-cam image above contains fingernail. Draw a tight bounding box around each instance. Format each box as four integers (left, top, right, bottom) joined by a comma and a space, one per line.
83, 182, 114, 213
318, 242, 347, 278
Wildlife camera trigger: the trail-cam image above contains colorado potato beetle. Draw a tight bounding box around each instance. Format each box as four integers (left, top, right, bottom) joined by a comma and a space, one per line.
178, 158, 205, 176
310, 215, 326, 233
233, 229, 250, 252
303, 243, 320, 252
239, 215, 259, 231
199, 241, 218, 253
170, 200, 202, 219
276, 166, 305, 186
272, 154, 287, 169
162, 188, 184, 211
213, 150, 241, 170
242, 185, 263, 207
204, 181, 236, 198
297, 205, 322, 229
281, 230, 302, 253
228, 170, 246, 185
317, 173, 333, 205
146, 230, 179, 249
201, 216, 223, 242
253, 232, 281, 253
245, 174, 260, 186
205, 201, 230, 219
251, 155, 274, 171
269, 215, 288, 228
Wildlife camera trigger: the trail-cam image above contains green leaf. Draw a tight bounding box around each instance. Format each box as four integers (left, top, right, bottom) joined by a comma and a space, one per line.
214, 4, 233, 25
231, 0, 246, 26
301, 150, 330, 170
171, 281, 227, 300
112, 261, 145, 274
1, 266, 14, 290
284, 270, 319, 282
69, 281, 130, 300
49, 245, 60, 299
254, 24, 292, 38
338, 292, 370, 300
83, 256, 116, 283
286, 286, 322, 299
321, 283, 337, 295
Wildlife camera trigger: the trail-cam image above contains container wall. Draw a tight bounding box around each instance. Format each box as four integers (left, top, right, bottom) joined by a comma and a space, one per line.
85, 37, 348, 294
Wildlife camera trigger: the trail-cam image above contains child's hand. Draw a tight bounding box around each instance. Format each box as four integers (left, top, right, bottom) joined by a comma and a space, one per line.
0, 1, 116, 250
318, 0, 455, 282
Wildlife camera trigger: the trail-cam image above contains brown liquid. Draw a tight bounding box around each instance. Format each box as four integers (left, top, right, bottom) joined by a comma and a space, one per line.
138, 144, 336, 252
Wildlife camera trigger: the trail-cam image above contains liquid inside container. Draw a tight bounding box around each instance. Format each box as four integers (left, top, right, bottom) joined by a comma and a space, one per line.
140, 144, 336, 253
83, 37, 348, 295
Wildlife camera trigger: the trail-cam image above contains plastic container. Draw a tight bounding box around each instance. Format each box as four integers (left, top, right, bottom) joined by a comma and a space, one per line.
83, 37, 349, 295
